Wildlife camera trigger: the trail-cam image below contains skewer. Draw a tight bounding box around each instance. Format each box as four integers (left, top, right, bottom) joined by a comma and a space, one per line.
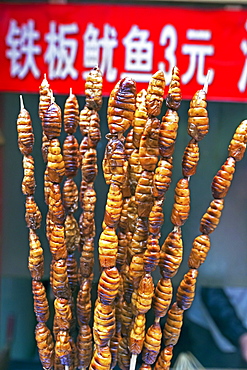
130, 354, 137, 370
203, 69, 211, 93
65, 365, 69, 370
20, 95, 24, 111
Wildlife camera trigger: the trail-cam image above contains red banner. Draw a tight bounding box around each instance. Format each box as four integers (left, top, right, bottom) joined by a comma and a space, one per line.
1, 3, 247, 101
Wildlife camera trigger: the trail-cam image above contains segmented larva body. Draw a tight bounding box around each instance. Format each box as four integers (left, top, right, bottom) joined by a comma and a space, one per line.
163, 302, 184, 346
139, 117, 160, 171
200, 198, 224, 235
104, 183, 123, 229
129, 254, 144, 290
166, 66, 182, 110
47, 138, 65, 183
66, 253, 78, 291
188, 234, 211, 269
128, 149, 143, 195
159, 228, 183, 278
98, 226, 118, 268
211, 157, 236, 199
43, 101, 62, 140
154, 345, 173, 370
107, 77, 136, 134
182, 139, 200, 177
121, 300, 134, 337
28, 229, 44, 280
35, 322, 54, 370
135, 170, 154, 218
25, 195, 42, 230
79, 237, 94, 279
89, 345, 112, 370
142, 322, 162, 365
77, 278, 92, 325
93, 300, 116, 346
63, 178, 79, 214
117, 337, 131, 370
127, 196, 138, 233
44, 168, 52, 205
228, 119, 247, 161
143, 235, 161, 273
110, 330, 121, 370
81, 148, 98, 184
77, 324, 93, 369
63, 135, 79, 178
103, 135, 128, 186
79, 106, 92, 137
81, 184, 96, 213
17, 102, 34, 155
49, 224, 67, 260
128, 217, 148, 257
132, 274, 154, 314
139, 364, 152, 370
116, 231, 128, 269
64, 214, 80, 253
170, 178, 190, 227
98, 267, 120, 305
146, 70, 166, 117
79, 210, 95, 241
188, 89, 209, 142
88, 111, 101, 148
118, 197, 131, 233
176, 268, 198, 310
42, 133, 50, 163
49, 183, 65, 226
22, 155, 35, 196
159, 109, 179, 158
129, 313, 146, 355
148, 202, 164, 236
133, 89, 148, 148
153, 157, 173, 199
152, 278, 173, 318
51, 258, 70, 299
85, 66, 103, 111
55, 330, 73, 366
54, 297, 72, 330
125, 129, 135, 160
32, 280, 49, 323
39, 76, 52, 122
64, 92, 79, 134
123, 267, 134, 304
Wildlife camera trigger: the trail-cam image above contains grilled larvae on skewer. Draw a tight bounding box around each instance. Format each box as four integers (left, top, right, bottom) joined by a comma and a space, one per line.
98, 266, 120, 305
159, 109, 179, 158
78, 236, 94, 280
77, 278, 92, 325
47, 138, 65, 183
170, 178, 190, 227
55, 330, 73, 366
81, 148, 98, 184
22, 155, 35, 196
132, 273, 154, 315
187, 89, 209, 142
152, 278, 173, 318
166, 66, 182, 111
77, 324, 93, 369
143, 235, 161, 273
107, 77, 136, 135
64, 214, 80, 253
85, 65, 103, 112
89, 346, 112, 370
43, 100, 62, 140
54, 297, 72, 331
17, 97, 34, 155
188, 234, 211, 269
148, 201, 164, 236
129, 313, 146, 355
139, 117, 160, 171
182, 139, 200, 178
93, 300, 115, 346
146, 70, 166, 117
211, 156, 236, 199
163, 302, 183, 346
25, 195, 42, 230
153, 158, 173, 199
142, 321, 162, 365
63, 178, 79, 215
32, 280, 49, 323
88, 111, 101, 148
98, 226, 118, 268
50, 258, 70, 299
103, 183, 123, 229
28, 229, 44, 280
133, 89, 148, 148
176, 268, 198, 310
154, 345, 173, 370
128, 216, 148, 257
63, 135, 80, 179
35, 322, 54, 370
228, 119, 247, 161
159, 228, 183, 279
39, 75, 52, 123
200, 198, 224, 235
48, 183, 65, 225
135, 170, 154, 218
63, 91, 79, 135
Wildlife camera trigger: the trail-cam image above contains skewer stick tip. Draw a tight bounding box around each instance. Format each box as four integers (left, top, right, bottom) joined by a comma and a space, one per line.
130, 354, 137, 370
65, 366, 70, 370
203, 69, 211, 94
20, 95, 24, 110
70, 87, 73, 97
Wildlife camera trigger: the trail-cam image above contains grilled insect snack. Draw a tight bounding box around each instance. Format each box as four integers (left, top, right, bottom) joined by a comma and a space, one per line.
17, 96, 34, 156
146, 70, 166, 117
85, 65, 103, 111
63, 90, 79, 134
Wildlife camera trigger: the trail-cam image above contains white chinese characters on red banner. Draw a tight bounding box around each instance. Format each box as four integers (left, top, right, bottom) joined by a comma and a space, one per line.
1, 3, 247, 101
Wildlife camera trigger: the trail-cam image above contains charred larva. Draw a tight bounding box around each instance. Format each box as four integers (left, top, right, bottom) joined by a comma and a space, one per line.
35, 322, 54, 370
159, 109, 179, 158
170, 178, 190, 227
81, 148, 98, 184
188, 234, 211, 269
211, 157, 236, 199
43, 100, 62, 140
63, 90, 79, 134
85, 66, 103, 111
63, 178, 79, 215
166, 66, 182, 110
187, 89, 209, 142
17, 96, 34, 155
63, 135, 80, 179
107, 77, 136, 134
78, 236, 94, 280
139, 117, 160, 171
128, 217, 148, 257
146, 70, 166, 117
228, 119, 247, 161
200, 198, 224, 235
182, 139, 200, 177
66, 253, 78, 292
176, 269, 198, 310
64, 214, 80, 253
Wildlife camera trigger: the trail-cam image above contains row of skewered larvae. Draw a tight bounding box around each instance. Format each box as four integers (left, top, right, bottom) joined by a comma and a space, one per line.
154, 119, 247, 370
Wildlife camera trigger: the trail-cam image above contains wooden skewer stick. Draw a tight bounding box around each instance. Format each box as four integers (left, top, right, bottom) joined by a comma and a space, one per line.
70, 87, 73, 97
203, 69, 211, 94
65, 365, 69, 370
20, 95, 24, 111
130, 354, 137, 370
